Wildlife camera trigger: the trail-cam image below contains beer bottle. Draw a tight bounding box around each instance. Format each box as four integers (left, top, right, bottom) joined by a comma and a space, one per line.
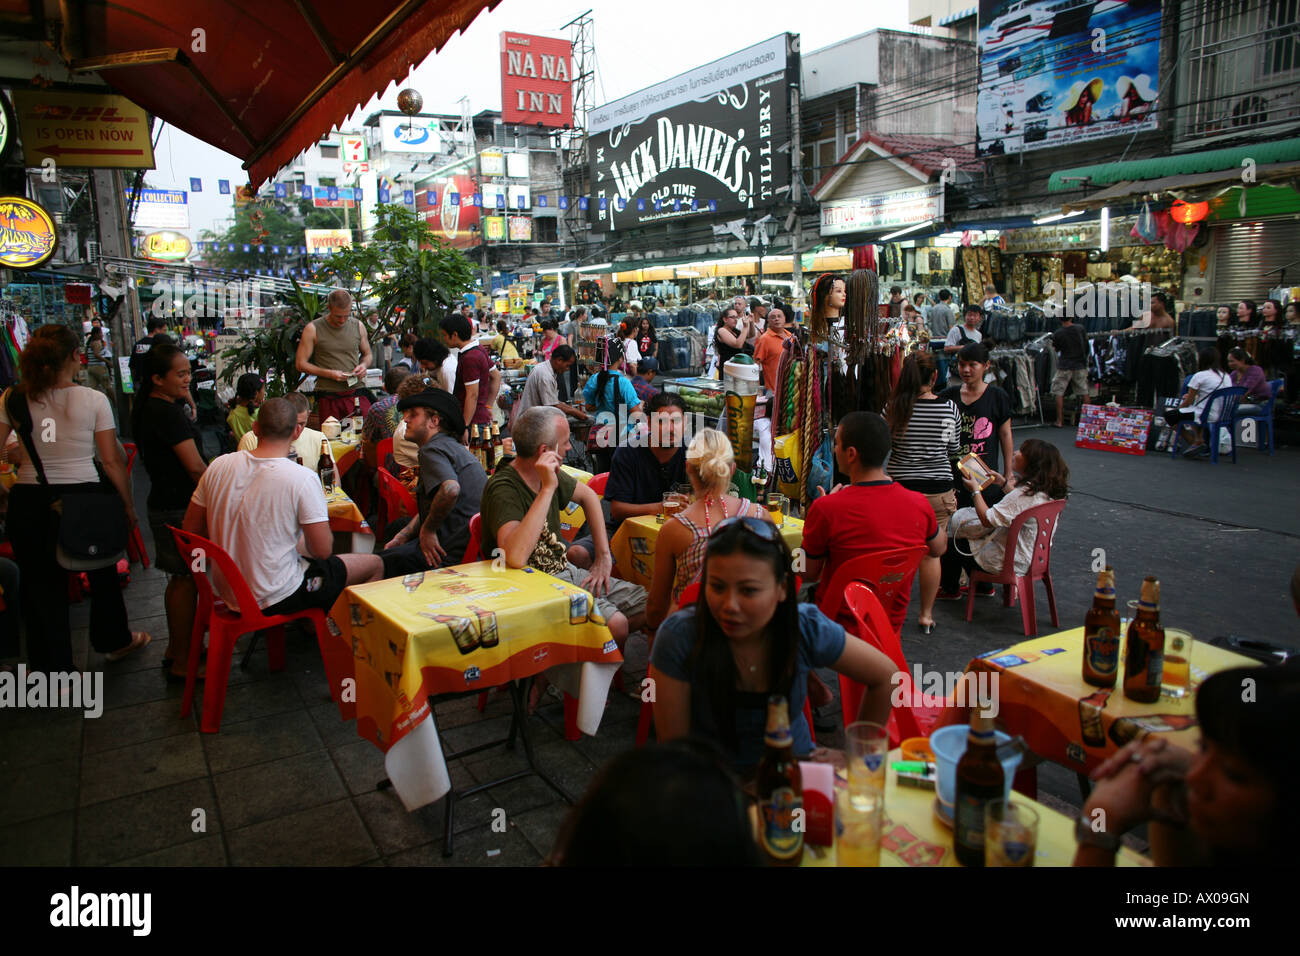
1122, 576, 1164, 704
318, 439, 336, 492
491, 422, 504, 471
351, 396, 364, 435
1082, 567, 1121, 687
755, 695, 804, 866
953, 710, 1004, 867
1077, 688, 1111, 749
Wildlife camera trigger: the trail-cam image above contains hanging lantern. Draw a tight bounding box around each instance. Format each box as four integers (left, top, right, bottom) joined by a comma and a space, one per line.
396, 88, 423, 116
1170, 200, 1208, 224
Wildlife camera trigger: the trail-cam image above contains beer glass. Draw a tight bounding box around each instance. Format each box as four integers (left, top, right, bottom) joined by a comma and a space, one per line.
985, 799, 1038, 867
835, 783, 883, 867
1161, 629, 1193, 699
844, 721, 889, 794
660, 492, 684, 524
765, 493, 787, 528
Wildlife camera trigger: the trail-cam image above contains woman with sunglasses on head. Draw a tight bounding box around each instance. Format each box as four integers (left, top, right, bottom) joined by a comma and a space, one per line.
649, 515, 897, 775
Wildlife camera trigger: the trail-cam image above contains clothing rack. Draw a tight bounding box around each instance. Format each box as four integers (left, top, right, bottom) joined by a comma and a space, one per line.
989, 346, 1045, 425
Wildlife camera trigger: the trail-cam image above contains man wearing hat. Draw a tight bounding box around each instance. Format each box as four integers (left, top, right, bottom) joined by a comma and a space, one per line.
380, 389, 485, 574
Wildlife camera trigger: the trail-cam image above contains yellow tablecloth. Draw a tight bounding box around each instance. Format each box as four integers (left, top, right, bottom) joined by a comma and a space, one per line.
799, 750, 1147, 867
323, 484, 373, 553
329, 437, 361, 475
609, 513, 804, 588
557, 464, 594, 542
329, 562, 622, 809
938, 630, 1258, 774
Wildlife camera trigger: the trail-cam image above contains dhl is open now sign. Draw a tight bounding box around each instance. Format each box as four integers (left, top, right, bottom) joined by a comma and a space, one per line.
13, 91, 156, 169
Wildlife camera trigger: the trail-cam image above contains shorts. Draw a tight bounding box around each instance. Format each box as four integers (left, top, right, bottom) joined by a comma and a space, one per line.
149, 507, 192, 576
1050, 368, 1088, 398
570, 535, 595, 560
552, 561, 646, 623
261, 556, 349, 617
923, 489, 958, 528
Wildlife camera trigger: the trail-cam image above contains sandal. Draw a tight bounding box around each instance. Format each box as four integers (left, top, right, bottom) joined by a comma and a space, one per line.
165, 663, 206, 684
919, 621, 937, 635
105, 631, 152, 662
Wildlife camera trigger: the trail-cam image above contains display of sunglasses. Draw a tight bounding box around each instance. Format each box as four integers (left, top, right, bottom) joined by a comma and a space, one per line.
708, 515, 781, 543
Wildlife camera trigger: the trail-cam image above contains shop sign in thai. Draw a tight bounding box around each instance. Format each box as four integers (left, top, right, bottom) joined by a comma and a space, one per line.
0, 196, 58, 268
138, 230, 192, 262
976, 0, 1161, 157
820, 185, 943, 237
588, 33, 798, 232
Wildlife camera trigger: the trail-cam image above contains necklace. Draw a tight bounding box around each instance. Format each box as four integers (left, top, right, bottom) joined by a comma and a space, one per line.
702, 493, 729, 534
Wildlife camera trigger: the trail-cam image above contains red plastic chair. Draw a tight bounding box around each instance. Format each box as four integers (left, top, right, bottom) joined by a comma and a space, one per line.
841, 582, 939, 746
464, 512, 483, 563
964, 499, 1066, 637
816, 546, 928, 636
586, 471, 609, 497
637, 579, 813, 748
374, 436, 394, 473
168, 526, 353, 733
377, 466, 417, 537
121, 441, 150, 568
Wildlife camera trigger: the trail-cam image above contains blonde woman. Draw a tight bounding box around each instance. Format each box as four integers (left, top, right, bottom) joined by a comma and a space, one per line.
645, 429, 772, 630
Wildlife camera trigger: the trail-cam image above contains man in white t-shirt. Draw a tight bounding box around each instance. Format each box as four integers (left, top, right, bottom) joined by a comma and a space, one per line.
184, 398, 382, 614
943, 305, 985, 385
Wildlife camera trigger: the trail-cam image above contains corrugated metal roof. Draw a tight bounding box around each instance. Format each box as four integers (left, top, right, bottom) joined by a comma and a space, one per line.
1047, 137, 1300, 192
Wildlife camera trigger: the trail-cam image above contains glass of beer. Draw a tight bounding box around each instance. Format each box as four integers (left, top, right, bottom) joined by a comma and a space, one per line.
835, 782, 883, 867
660, 492, 685, 523
765, 493, 787, 528
1162, 628, 1193, 698
844, 721, 889, 794
985, 799, 1038, 867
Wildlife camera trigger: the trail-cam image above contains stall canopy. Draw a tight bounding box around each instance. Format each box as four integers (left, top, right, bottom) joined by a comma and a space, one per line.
57, 0, 499, 187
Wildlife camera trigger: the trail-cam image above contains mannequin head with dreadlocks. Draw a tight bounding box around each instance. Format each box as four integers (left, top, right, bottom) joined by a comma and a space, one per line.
808, 273, 846, 339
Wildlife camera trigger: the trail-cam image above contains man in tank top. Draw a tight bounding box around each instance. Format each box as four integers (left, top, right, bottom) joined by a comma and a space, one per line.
295, 289, 373, 422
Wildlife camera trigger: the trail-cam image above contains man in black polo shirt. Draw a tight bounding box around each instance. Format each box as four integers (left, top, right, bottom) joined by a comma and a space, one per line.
379, 388, 485, 575
568, 392, 688, 570
130, 316, 173, 390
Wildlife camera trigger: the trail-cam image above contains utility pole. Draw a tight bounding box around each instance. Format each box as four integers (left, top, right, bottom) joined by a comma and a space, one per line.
90, 168, 144, 433
789, 84, 803, 303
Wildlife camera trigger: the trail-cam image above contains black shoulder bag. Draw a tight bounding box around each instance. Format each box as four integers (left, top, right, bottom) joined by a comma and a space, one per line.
4, 388, 128, 570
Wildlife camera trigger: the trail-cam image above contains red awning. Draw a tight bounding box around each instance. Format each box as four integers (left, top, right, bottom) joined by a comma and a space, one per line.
65, 0, 499, 187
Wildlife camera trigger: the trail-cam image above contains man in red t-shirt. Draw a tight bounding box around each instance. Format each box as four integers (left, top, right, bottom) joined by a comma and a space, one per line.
440, 313, 499, 443
802, 411, 947, 634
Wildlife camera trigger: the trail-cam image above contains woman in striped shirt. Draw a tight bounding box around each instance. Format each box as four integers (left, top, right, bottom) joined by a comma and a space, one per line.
886, 352, 959, 635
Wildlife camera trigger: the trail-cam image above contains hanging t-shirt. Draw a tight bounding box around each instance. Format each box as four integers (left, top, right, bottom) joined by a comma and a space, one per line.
939, 383, 1013, 478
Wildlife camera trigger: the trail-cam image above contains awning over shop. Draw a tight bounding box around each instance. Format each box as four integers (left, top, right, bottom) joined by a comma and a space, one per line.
62, 0, 499, 187
1047, 137, 1300, 192
1059, 163, 1300, 210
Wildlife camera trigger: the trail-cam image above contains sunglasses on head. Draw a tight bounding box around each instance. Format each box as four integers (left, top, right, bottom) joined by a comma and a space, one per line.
708, 515, 781, 545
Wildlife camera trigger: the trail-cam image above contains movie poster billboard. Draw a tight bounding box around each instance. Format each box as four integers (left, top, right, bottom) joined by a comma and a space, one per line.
587, 33, 798, 232
415, 173, 481, 250
976, 0, 1162, 157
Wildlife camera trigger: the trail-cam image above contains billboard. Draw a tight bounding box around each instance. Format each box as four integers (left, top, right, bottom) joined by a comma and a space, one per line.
976, 0, 1162, 157
126, 187, 190, 229
138, 231, 192, 262
587, 34, 797, 232
304, 229, 353, 254
378, 114, 441, 153
416, 173, 481, 250
500, 32, 574, 128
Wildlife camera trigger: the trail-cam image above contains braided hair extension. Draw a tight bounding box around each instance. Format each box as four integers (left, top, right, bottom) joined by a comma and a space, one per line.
845, 269, 878, 367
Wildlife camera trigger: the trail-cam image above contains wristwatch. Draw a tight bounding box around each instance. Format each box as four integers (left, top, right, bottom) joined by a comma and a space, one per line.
1074, 814, 1122, 852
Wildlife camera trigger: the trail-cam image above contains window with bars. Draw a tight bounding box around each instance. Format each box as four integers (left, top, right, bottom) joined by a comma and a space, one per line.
1176, 0, 1300, 142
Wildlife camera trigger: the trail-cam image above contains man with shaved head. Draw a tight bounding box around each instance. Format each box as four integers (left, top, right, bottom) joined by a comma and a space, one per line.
296, 288, 374, 422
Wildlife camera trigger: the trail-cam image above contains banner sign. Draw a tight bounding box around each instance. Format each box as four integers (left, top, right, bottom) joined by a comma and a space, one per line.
378, 114, 441, 153
138, 230, 192, 262
1075, 404, 1153, 456
976, 0, 1161, 157
416, 173, 481, 250
13, 90, 156, 169
0, 196, 57, 269
500, 32, 574, 128
820, 184, 943, 237
126, 187, 190, 229
588, 34, 797, 233
311, 186, 358, 208
304, 228, 353, 254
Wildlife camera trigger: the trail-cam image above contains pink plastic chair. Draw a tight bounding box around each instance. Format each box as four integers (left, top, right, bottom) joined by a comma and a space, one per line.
964, 498, 1066, 637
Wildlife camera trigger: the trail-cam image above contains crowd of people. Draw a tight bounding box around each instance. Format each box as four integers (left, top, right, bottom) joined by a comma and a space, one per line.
0, 278, 1293, 871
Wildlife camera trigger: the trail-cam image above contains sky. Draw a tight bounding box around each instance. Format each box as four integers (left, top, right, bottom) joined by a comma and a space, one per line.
153, 0, 911, 236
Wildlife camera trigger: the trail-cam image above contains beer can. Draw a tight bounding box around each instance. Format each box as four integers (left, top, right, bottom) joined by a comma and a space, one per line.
569, 591, 589, 625
476, 609, 499, 648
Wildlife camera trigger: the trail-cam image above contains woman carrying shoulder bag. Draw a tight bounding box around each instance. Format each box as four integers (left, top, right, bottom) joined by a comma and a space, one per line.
0, 324, 150, 672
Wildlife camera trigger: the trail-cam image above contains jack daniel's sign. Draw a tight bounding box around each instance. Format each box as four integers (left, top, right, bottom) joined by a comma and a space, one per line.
588, 34, 797, 232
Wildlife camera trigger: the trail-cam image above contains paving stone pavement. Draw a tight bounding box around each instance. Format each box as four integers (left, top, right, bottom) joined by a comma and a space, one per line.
1, 431, 1295, 865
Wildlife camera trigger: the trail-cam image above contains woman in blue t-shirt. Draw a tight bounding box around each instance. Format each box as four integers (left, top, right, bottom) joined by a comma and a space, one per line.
650, 515, 897, 773
583, 343, 643, 474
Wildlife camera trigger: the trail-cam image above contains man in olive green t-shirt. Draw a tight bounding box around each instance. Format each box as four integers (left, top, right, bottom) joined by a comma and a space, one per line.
295, 289, 373, 422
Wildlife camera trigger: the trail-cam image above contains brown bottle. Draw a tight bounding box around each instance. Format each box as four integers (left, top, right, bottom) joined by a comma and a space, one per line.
317, 439, 335, 492
755, 695, 803, 866
1122, 576, 1164, 704
490, 422, 504, 472
953, 710, 1004, 867
1082, 567, 1121, 687
1078, 688, 1111, 749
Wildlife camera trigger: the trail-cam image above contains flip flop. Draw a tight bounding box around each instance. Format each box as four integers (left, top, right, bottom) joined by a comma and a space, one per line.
105, 632, 152, 662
